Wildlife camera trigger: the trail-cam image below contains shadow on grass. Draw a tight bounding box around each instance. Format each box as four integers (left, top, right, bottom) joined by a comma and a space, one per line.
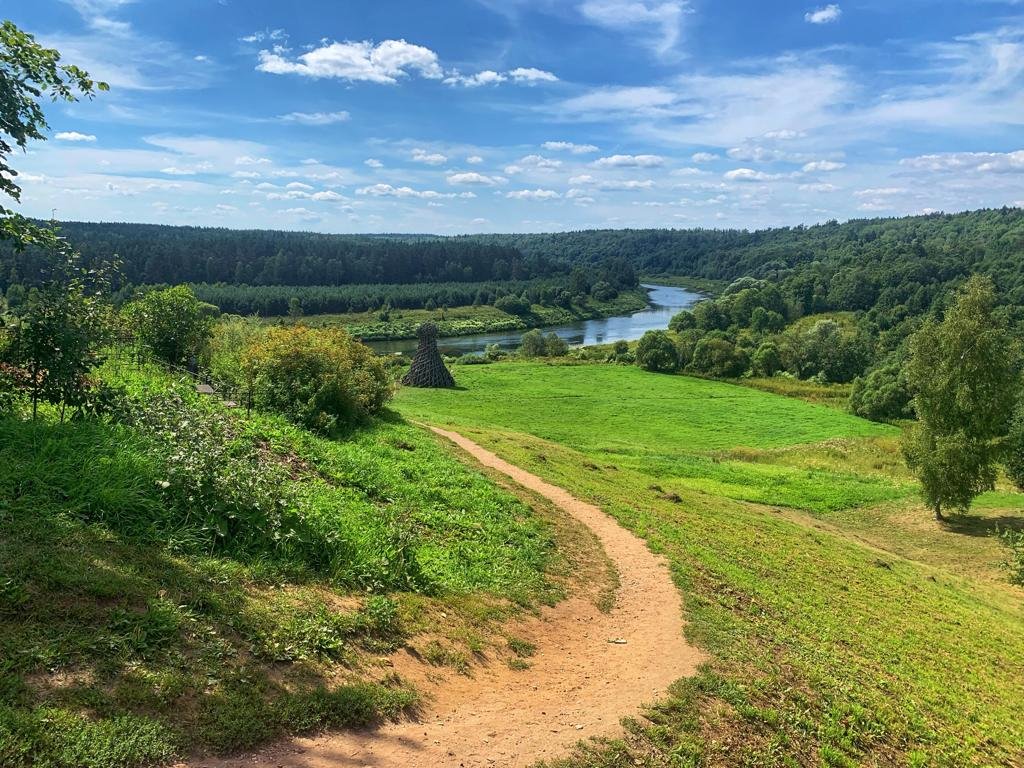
943, 514, 1024, 537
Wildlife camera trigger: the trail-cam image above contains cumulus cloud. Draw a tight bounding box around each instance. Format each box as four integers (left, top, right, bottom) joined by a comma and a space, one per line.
364, 158, 383, 168
466, 155, 484, 164
257, 39, 444, 84
691, 152, 718, 162
55, 131, 97, 142
594, 153, 665, 167
411, 149, 448, 165
543, 141, 599, 154
444, 70, 507, 87
356, 183, 476, 199
799, 182, 838, 192
278, 111, 350, 125
235, 155, 272, 165
802, 160, 845, 172
900, 150, 1024, 173
579, 0, 690, 57
446, 172, 506, 185
805, 4, 841, 24
508, 67, 559, 83
724, 168, 782, 182
507, 188, 561, 199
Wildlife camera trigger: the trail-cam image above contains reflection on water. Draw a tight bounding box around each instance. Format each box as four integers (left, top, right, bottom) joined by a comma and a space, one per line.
367, 283, 701, 357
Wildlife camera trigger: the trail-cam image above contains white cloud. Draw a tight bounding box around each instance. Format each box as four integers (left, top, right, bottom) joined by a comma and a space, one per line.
594, 153, 664, 168
278, 111, 351, 125
257, 39, 444, 84
411, 149, 448, 165
570, 174, 655, 190
356, 183, 469, 199
235, 155, 272, 165
579, 1, 689, 57
231, 170, 261, 179
311, 190, 345, 201
466, 155, 484, 164
691, 152, 718, 163
854, 187, 906, 196
799, 182, 838, 192
240, 29, 287, 44
160, 167, 197, 176
508, 67, 559, 83
444, 70, 507, 87
286, 181, 314, 190
805, 4, 841, 24
543, 141, 599, 154
446, 172, 506, 185
507, 188, 561, 199
724, 168, 782, 182
802, 160, 845, 172
55, 131, 97, 142
517, 154, 563, 169
900, 150, 1024, 174
364, 158, 383, 168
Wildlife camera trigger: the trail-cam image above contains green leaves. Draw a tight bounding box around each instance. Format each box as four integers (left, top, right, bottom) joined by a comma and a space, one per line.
0, 21, 108, 249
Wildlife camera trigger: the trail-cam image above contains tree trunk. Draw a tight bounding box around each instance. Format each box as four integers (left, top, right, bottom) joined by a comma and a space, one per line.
934, 504, 944, 522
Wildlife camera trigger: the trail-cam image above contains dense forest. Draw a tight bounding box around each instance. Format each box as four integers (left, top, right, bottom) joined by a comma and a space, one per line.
0, 221, 556, 288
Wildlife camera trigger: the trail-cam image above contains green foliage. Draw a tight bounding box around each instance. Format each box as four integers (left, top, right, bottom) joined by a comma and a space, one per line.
544, 332, 569, 357
903, 276, 1022, 518
518, 328, 547, 358
997, 527, 1024, 585
796, 319, 872, 383
1004, 402, 1024, 491
202, 314, 264, 391
0, 21, 107, 249
751, 341, 783, 377
634, 330, 679, 373
242, 326, 391, 433
850, 357, 913, 422
1, 241, 114, 418
690, 336, 749, 378
124, 285, 215, 367
668, 309, 696, 332
494, 293, 531, 315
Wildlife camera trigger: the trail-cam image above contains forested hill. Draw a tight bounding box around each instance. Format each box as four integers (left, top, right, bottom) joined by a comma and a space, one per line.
0, 221, 554, 287
459, 207, 1024, 295
4, 210, 1024, 309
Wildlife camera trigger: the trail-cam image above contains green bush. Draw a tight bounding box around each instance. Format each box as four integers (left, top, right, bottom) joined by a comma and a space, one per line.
124, 286, 216, 367
849, 358, 913, 422
752, 341, 784, 377
635, 330, 679, 373
494, 294, 531, 316
544, 332, 569, 357
690, 336, 750, 378
242, 326, 391, 433
518, 329, 547, 358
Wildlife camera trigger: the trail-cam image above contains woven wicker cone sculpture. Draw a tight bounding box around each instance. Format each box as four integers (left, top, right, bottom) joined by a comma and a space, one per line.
402, 322, 456, 388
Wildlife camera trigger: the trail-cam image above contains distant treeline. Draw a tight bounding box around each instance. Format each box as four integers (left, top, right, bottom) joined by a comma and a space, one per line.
182, 279, 584, 316
0, 221, 557, 288
458, 207, 1024, 329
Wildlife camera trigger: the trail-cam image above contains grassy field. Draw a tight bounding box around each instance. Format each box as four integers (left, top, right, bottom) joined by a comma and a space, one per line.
396, 361, 1024, 767
269, 290, 649, 342
0, 367, 588, 767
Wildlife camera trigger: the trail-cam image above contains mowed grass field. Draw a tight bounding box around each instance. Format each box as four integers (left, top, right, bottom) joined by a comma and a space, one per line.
397, 362, 1024, 767
399, 363, 910, 513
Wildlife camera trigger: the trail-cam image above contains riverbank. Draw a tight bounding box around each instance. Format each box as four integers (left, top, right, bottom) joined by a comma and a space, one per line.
266, 289, 650, 342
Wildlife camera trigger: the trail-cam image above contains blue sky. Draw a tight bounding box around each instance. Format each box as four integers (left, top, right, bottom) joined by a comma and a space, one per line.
7, 0, 1024, 233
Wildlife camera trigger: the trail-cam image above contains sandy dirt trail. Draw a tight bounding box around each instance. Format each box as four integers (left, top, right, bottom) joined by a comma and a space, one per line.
198, 426, 701, 768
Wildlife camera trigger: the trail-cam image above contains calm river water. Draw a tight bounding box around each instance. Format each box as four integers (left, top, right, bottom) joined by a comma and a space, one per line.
368, 283, 701, 357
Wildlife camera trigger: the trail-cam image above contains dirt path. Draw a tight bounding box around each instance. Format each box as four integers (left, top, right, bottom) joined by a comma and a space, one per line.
198, 427, 701, 768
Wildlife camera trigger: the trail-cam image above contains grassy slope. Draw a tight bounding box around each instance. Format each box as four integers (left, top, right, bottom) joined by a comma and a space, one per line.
0, 370, 574, 767
396, 362, 1024, 767
269, 290, 649, 341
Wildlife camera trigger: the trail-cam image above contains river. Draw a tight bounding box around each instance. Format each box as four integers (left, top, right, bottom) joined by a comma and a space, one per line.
368, 283, 701, 357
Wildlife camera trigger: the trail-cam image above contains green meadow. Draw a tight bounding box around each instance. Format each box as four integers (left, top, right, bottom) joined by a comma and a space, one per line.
397, 361, 1024, 767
